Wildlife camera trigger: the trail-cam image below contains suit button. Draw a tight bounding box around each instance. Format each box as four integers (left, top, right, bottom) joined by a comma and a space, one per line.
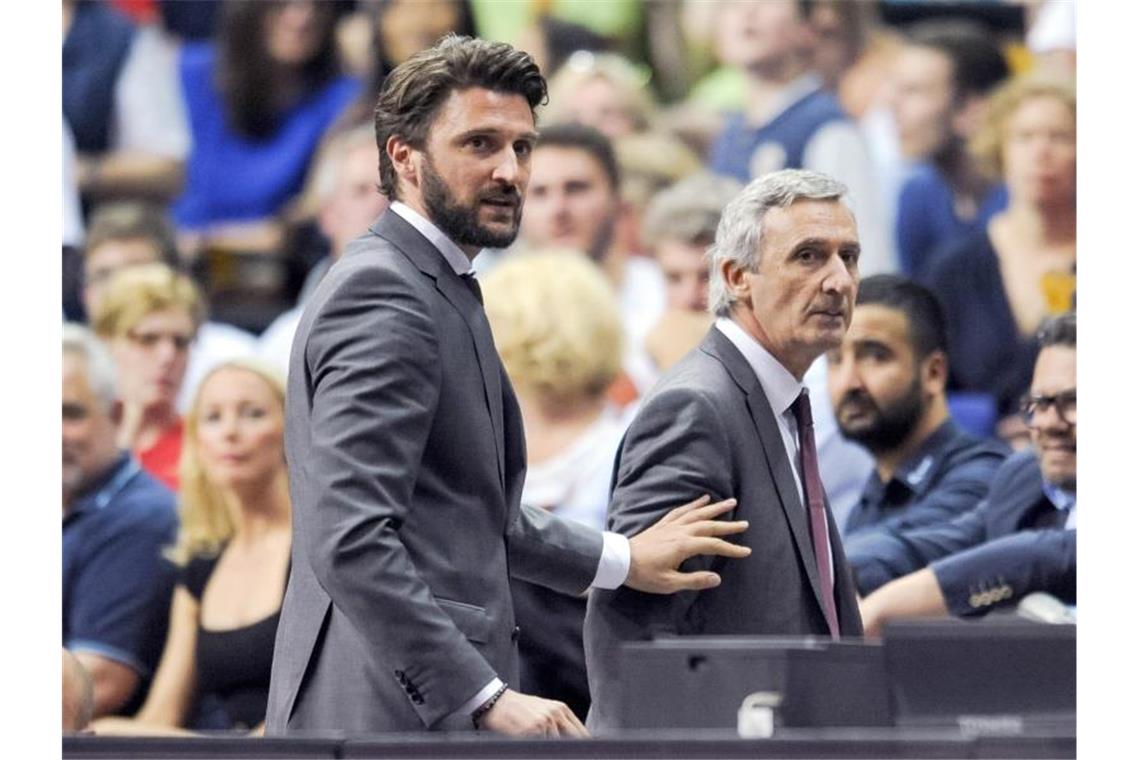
969, 593, 982, 608
511, 626, 521, 642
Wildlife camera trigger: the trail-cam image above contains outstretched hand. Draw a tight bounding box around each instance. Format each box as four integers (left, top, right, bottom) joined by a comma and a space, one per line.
625, 495, 750, 593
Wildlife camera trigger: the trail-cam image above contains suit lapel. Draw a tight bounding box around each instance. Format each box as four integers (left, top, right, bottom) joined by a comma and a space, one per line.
371, 213, 507, 489
700, 329, 831, 625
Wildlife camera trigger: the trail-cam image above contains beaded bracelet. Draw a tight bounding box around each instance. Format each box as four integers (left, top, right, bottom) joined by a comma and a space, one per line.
471, 683, 509, 729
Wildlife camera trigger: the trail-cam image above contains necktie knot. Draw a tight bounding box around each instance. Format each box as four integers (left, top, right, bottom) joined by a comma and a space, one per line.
461, 273, 483, 305
790, 388, 813, 430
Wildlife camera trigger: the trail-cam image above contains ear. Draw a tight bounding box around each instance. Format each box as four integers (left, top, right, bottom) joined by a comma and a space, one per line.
386, 135, 419, 193
921, 350, 949, 395
720, 258, 753, 309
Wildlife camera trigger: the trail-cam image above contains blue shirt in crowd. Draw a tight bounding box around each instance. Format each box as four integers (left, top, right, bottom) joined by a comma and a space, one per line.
173, 42, 360, 229
843, 419, 1009, 541
63, 452, 178, 714
894, 163, 1008, 280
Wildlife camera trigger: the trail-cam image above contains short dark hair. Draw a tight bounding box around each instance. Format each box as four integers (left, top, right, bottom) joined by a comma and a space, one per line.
1037, 311, 1076, 349
855, 274, 949, 359
535, 122, 621, 192
84, 202, 179, 268
905, 18, 1010, 102
374, 34, 547, 199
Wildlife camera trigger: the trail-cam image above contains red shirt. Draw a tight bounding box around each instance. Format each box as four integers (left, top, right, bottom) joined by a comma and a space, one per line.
138, 418, 183, 492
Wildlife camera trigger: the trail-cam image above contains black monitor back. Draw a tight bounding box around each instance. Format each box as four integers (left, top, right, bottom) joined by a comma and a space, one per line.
882, 619, 1076, 731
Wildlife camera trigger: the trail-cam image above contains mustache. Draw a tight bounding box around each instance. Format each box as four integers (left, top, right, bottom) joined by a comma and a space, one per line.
837, 388, 877, 411
480, 187, 521, 204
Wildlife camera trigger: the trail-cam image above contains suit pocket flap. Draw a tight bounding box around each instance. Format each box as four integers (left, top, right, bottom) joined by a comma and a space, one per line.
435, 597, 491, 644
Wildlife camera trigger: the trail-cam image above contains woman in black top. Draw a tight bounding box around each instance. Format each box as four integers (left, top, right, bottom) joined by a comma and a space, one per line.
93, 359, 291, 734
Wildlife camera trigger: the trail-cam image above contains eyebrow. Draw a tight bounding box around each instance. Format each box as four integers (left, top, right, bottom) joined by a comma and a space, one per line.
454, 128, 539, 143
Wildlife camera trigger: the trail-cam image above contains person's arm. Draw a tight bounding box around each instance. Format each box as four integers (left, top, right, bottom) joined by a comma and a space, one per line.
859, 567, 948, 638
90, 587, 200, 733
844, 498, 988, 595
71, 653, 139, 720
931, 529, 1077, 617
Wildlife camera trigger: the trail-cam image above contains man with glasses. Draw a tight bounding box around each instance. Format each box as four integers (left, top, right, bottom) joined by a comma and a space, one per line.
851, 312, 1076, 634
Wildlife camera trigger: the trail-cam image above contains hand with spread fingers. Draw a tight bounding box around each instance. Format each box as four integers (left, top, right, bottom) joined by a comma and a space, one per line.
625, 495, 750, 594
478, 689, 589, 738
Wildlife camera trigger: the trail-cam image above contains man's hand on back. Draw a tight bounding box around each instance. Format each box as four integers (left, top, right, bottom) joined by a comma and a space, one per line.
626, 495, 750, 593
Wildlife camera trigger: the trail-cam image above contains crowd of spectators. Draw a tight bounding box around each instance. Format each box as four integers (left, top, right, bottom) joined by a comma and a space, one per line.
61, 0, 1077, 735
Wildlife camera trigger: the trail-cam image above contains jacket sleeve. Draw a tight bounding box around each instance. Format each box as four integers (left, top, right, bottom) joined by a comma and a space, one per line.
298, 264, 497, 728
932, 529, 1077, 617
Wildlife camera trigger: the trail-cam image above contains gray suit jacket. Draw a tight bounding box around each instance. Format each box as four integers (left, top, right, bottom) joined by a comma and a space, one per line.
265, 211, 604, 734
584, 327, 863, 732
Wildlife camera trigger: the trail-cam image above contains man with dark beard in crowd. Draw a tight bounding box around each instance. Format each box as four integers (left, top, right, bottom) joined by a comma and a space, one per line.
826, 275, 1007, 557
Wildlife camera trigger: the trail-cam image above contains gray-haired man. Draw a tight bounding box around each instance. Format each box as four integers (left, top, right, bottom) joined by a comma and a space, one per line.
585, 169, 866, 732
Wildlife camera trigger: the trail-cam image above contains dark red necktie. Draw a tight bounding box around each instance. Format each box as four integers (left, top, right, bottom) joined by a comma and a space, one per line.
790, 390, 841, 639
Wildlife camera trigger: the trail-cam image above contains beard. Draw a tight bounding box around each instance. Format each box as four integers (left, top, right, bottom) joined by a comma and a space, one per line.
421, 154, 522, 249
836, 375, 925, 455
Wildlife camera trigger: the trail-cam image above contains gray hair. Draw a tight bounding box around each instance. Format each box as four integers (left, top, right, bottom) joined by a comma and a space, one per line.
707, 169, 850, 317
641, 172, 743, 250
62, 322, 119, 411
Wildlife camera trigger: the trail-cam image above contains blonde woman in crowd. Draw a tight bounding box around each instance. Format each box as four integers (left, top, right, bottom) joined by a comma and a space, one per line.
93, 360, 291, 734
542, 51, 658, 139
483, 251, 627, 719
922, 75, 1076, 445
92, 264, 206, 490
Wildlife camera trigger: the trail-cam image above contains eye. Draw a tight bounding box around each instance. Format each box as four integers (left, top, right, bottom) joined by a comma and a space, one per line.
514, 141, 533, 158
468, 135, 488, 150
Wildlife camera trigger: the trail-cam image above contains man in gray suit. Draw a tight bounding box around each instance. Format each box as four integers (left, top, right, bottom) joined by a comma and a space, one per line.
584, 169, 866, 732
265, 35, 749, 737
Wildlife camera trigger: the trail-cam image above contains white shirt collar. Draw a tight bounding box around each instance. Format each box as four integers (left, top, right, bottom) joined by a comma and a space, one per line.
389, 201, 478, 276
715, 317, 804, 417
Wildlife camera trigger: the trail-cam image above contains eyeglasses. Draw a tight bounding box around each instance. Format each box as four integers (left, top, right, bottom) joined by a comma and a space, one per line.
126, 328, 195, 353
1019, 389, 1077, 426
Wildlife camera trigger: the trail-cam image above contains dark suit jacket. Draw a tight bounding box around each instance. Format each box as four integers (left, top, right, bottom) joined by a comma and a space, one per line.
583, 328, 863, 733
847, 450, 1076, 613
265, 211, 604, 733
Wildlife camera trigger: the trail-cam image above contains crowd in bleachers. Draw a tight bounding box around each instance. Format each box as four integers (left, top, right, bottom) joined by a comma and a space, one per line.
61, 0, 1077, 734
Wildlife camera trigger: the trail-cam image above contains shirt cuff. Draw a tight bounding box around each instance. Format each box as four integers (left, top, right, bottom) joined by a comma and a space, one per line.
455, 678, 505, 718
591, 531, 631, 590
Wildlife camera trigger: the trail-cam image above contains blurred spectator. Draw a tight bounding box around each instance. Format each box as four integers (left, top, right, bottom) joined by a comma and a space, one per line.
520, 123, 666, 398
891, 19, 1011, 278
638, 171, 738, 371
63, 648, 95, 733
259, 125, 389, 375
93, 360, 292, 733
855, 312, 1076, 631
827, 275, 1008, 545
807, 0, 902, 121
923, 75, 1075, 441
91, 264, 207, 489
483, 251, 628, 721
63, 324, 178, 719
610, 130, 703, 262
82, 202, 257, 411
543, 51, 657, 139
706, 0, 895, 275
1025, 0, 1076, 79
336, 0, 477, 129
173, 0, 360, 254
63, 0, 189, 204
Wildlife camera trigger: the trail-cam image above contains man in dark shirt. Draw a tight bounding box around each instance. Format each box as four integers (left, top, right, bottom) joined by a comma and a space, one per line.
857, 312, 1076, 631
826, 275, 1007, 572
62, 323, 178, 717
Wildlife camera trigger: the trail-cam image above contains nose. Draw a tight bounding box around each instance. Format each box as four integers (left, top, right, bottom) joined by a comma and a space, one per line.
829, 352, 859, 395
821, 252, 857, 296
491, 148, 520, 185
